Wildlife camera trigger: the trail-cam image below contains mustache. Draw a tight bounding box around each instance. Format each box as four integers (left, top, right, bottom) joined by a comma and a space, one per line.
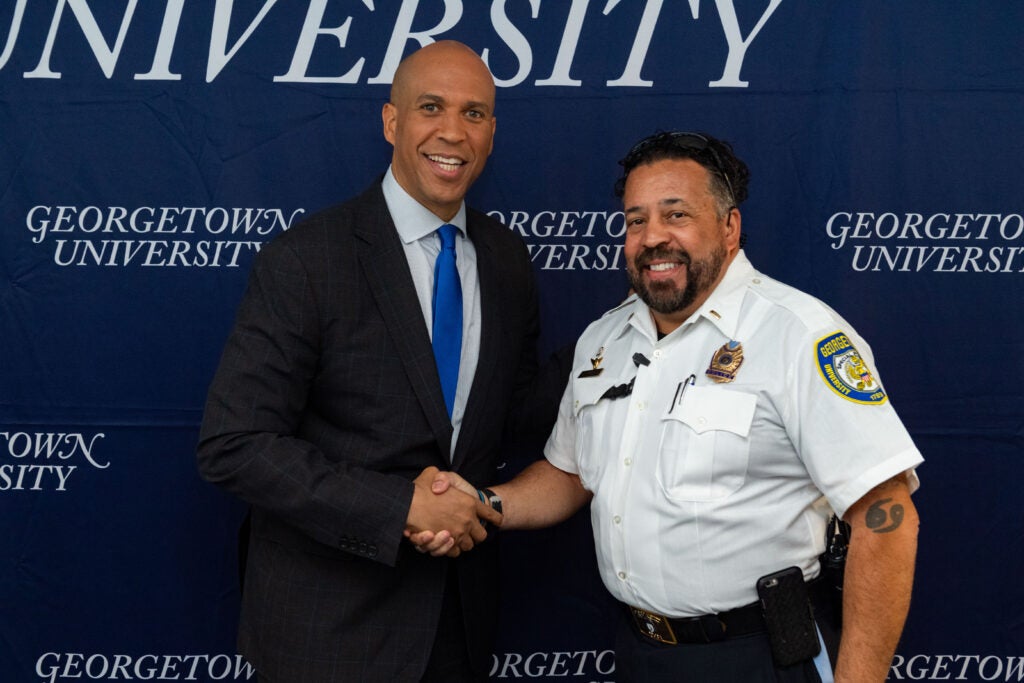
634, 246, 692, 269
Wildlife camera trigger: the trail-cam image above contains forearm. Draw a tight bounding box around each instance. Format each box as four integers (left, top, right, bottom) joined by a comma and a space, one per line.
491, 459, 591, 530
834, 477, 920, 682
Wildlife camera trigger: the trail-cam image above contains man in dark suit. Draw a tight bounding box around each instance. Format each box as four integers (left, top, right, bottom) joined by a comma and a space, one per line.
197, 40, 538, 682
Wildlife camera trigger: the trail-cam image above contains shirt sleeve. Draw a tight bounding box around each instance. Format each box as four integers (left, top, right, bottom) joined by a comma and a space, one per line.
785, 325, 923, 519
543, 373, 581, 476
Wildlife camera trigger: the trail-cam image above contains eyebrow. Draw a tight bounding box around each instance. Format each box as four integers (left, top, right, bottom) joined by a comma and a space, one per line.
415, 93, 492, 114
625, 197, 687, 214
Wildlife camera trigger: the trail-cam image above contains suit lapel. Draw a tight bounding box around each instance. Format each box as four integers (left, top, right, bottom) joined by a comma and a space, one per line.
353, 186, 453, 455
451, 215, 502, 469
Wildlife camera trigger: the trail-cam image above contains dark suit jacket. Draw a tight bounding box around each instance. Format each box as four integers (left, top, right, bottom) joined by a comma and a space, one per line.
197, 183, 539, 682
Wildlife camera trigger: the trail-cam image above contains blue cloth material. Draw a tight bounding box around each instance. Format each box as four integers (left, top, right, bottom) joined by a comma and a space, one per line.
812, 626, 834, 682
432, 224, 463, 419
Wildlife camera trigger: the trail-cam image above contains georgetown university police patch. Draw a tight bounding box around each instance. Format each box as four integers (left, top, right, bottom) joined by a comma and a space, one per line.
815, 331, 887, 404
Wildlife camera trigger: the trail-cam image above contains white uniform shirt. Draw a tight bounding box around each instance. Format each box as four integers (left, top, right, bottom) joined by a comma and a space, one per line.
544, 251, 923, 617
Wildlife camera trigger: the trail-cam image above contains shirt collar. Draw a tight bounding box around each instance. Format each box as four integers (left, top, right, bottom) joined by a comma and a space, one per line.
616, 249, 757, 343
382, 166, 467, 244
691, 249, 756, 339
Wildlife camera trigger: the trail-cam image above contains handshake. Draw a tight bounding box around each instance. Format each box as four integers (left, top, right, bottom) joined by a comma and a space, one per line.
403, 466, 501, 558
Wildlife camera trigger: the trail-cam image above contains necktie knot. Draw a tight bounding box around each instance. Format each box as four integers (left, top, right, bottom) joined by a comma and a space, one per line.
437, 223, 457, 251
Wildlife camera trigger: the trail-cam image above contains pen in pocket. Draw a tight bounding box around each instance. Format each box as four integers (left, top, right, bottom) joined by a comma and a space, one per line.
668, 374, 696, 414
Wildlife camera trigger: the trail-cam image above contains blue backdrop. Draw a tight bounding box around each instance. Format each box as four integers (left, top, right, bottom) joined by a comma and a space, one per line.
3, 2, 1022, 681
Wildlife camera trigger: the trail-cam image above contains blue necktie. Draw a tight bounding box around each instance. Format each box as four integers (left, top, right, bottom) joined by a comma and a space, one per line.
432, 224, 462, 419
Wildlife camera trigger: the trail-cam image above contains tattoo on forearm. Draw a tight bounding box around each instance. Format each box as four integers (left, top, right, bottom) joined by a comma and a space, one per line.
865, 497, 905, 533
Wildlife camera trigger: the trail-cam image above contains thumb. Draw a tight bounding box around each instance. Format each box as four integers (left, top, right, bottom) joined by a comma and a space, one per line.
431, 471, 452, 494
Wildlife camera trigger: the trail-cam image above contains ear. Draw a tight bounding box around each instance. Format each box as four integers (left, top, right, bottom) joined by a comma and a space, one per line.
382, 103, 397, 145
723, 207, 742, 252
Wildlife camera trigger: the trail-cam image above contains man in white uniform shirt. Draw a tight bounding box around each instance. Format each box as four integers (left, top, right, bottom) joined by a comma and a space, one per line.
413, 130, 922, 682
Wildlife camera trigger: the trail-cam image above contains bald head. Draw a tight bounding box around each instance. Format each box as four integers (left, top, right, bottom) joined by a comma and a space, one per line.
390, 41, 495, 109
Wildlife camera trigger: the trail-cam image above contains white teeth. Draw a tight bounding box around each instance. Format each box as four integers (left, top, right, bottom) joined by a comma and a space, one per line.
428, 154, 463, 171
648, 262, 678, 272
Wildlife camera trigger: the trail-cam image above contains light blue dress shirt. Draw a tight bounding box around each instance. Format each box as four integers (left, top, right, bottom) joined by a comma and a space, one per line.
382, 167, 482, 457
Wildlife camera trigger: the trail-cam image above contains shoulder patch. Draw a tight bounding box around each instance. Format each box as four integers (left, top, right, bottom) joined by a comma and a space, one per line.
815, 331, 888, 405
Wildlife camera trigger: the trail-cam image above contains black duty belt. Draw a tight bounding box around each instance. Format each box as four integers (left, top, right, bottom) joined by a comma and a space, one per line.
628, 601, 764, 645
626, 577, 829, 646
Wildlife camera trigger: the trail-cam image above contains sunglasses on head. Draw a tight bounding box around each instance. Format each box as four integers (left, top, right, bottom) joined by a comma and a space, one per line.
623, 131, 736, 207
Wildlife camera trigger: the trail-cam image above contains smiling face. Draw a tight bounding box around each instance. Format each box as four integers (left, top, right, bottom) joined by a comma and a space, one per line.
623, 158, 742, 334
382, 41, 496, 222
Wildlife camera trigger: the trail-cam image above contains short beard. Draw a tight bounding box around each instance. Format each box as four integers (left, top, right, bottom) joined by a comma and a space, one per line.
627, 243, 727, 316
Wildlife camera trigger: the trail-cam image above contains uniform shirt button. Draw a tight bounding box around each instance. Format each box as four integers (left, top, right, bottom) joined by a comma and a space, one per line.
637, 401, 646, 410
624, 458, 632, 466
618, 572, 627, 580
698, 417, 707, 426
613, 515, 622, 524
652, 349, 663, 359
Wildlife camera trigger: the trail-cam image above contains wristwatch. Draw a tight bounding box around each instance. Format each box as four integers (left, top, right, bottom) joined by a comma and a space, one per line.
480, 487, 502, 514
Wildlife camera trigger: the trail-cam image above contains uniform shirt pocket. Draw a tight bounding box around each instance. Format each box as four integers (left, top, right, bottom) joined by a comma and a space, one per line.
657, 386, 757, 501
572, 378, 626, 491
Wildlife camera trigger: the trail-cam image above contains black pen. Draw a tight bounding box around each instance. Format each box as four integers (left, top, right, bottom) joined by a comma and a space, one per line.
668, 374, 696, 414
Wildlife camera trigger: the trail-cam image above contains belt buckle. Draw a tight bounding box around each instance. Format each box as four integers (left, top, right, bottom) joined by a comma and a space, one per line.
630, 607, 678, 645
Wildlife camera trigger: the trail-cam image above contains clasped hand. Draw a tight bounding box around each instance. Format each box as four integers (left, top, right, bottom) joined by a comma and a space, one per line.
404, 466, 499, 557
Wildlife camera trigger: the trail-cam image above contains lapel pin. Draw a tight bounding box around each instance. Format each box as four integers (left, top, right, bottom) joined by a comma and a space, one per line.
579, 346, 605, 378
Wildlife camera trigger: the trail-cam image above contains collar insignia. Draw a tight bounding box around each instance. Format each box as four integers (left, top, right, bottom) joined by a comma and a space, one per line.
579, 346, 605, 378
